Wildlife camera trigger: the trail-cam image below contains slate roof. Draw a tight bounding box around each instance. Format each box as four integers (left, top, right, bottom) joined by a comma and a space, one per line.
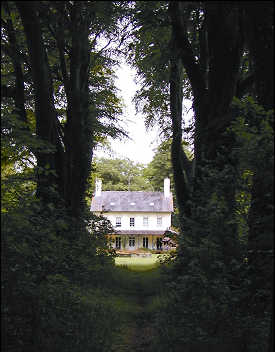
90, 191, 173, 213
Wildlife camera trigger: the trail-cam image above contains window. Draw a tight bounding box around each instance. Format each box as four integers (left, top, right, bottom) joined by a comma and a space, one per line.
143, 237, 148, 248
116, 217, 121, 227
115, 237, 121, 249
157, 217, 162, 226
143, 217, 148, 226
130, 217, 135, 227
129, 237, 135, 247
156, 237, 162, 250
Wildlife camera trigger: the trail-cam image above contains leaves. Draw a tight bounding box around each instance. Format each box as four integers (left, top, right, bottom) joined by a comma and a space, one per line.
91, 156, 151, 192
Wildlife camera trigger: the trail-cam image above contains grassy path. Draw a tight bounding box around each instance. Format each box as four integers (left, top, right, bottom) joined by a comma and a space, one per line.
109, 257, 164, 351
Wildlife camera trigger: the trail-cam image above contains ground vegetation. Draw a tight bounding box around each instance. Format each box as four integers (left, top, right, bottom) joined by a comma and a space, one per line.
1, 1, 273, 351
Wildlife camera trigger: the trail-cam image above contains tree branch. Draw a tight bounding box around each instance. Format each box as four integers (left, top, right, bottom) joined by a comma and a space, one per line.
1, 85, 16, 99
46, 21, 70, 97
168, 1, 206, 100
236, 73, 255, 98
2, 2, 28, 124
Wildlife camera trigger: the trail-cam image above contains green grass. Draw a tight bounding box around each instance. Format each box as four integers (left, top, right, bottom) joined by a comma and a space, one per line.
115, 254, 162, 271
107, 264, 164, 321
105, 259, 167, 351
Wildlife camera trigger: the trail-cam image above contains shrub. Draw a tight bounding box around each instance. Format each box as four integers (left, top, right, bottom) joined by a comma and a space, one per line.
2, 199, 118, 351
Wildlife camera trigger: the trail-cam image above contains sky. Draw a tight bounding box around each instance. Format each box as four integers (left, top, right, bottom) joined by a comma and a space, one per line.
94, 63, 161, 165
94, 62, 193, 165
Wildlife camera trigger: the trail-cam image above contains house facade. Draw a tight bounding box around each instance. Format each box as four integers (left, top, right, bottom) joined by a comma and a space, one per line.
90, 178, 173, 251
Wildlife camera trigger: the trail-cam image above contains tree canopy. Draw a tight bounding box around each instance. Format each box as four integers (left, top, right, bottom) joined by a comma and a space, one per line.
1, 2, 273, 352
1, 0, 129, 217
91, 156, 151, 192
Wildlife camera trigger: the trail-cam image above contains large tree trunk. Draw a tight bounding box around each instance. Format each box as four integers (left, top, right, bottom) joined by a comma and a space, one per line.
16, 1, 64, 203
244, 4, 274, 344
168, 0, 243, 185
16, 2, 96, 218
3, 2, 28, 125
64, 2, 95, 218
168, 2, 244, 259
169, 30, 192, 229
244, 2, 274, 265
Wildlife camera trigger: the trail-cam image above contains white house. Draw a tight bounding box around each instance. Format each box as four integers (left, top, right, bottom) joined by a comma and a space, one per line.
90, 178, 174, 251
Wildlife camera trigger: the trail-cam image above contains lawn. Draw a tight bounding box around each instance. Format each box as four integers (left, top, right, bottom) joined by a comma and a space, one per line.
109, 259, 165, 351
115, 254, 162, 271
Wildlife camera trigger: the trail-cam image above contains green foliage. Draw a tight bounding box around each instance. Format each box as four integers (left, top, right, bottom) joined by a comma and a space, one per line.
2, 197, 120, 351
151, 97, 273, 351
91, 156, 152, 192
125, 1, 193, 138
37, 277, 119, 352
144, 138, 192, 229
1, 107, 55, 213
2, 2, 273, 351
229, 97, 274, 250
144, 138, 193, 192
1, 1, 129, 216
144, 139, 174, 192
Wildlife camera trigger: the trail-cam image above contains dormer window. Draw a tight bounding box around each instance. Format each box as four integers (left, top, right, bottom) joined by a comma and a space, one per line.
130, 202, 135, 205
150, 202, 154, 206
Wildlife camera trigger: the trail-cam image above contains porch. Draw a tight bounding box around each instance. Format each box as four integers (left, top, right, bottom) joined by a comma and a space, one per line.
109, 231, 165, 251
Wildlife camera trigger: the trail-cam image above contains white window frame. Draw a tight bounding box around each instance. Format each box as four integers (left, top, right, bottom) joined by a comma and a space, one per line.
115, 237, 121, 249
129, 237, 135, 247
157, 216, 162, 226
156, 237, 162, 250
115, 217, 122, 227
130, 217, 135, 227
143, 217, 149, 226
143, 237, 148, 248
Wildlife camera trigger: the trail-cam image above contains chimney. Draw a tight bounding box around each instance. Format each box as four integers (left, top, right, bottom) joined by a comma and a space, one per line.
95, 178, 102, 197
164, 178, 170, 198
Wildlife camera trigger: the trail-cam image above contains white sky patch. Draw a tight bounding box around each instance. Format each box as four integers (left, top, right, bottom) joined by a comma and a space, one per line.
94, 62, 160, 165
94, 61, 194, 165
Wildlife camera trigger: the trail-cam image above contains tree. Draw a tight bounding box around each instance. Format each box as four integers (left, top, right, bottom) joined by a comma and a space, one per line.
167, 1, 246, 224
2, 1, 127, 218
144, 138, 192, 229
2, 2, 273, 350
127, 0, 273, 261
91, 157, 151, 193
125, 1, 273, 349
144, 139, 174, 192
240, 4, 274, 350
1, 2, 131, 351
144, 139, 192, 191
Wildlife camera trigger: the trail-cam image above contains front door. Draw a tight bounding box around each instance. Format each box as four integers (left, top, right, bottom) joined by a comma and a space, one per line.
129, 237, 135, 250
143, 237, 148, 248
115, 237, 121, 249
156, 237, 162, 250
